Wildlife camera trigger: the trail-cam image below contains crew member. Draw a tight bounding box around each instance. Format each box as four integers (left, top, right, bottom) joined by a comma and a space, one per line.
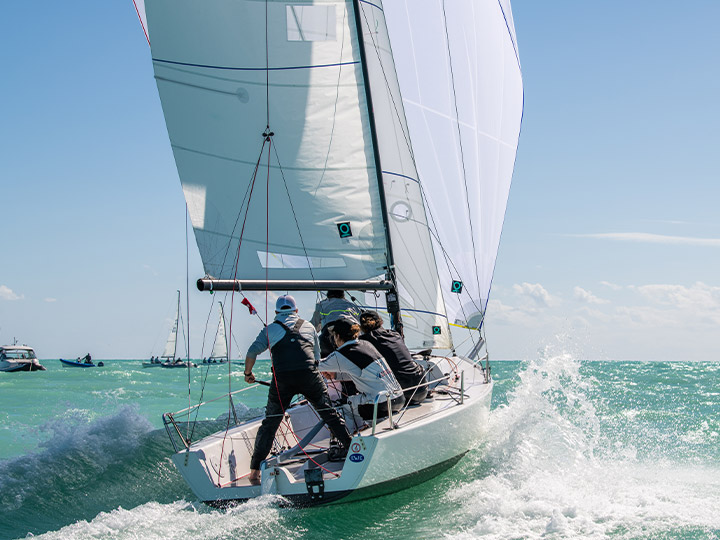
244, 295, 352, 485
311, 291, 363, 356
359, 311, 428, 404
320, 318, 405, 421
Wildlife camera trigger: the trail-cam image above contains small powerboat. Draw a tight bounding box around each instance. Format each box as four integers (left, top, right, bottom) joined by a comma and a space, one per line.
0, 345, 46, 372
60, 358, 95, 368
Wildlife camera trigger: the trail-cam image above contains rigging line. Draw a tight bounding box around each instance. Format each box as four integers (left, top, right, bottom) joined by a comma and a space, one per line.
431, 237, 482, 351
440, 0, 481, 299
264, 146, 338, 478
357, 3, 415, 162
358, 0, 483, 341
271, 142, 317, 283
217, 145, 265, 277
312, 7, 348, 197
186, 205, 192, 440
358, 0, 484, 335
265, 0, 270, 129
199, 298, 216, 360
216, 140, 267, 481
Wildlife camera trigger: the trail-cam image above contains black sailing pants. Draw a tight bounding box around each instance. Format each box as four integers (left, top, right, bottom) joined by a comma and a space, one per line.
250, 369, 352, 470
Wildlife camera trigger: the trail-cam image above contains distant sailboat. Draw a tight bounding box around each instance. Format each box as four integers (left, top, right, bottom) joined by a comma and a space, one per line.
202, 302, 229, 365
143, 291, 195, 368
136, 0, 522, 505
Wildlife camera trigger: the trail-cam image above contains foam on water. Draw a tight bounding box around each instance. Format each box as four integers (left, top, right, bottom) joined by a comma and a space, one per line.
31, 498, 300, 540
440, 353, 720, 539
0, 406, 188, 538
4, 357, 719, 539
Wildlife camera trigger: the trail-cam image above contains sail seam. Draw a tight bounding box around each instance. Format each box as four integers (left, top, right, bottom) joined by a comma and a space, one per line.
152, 58, 359, 71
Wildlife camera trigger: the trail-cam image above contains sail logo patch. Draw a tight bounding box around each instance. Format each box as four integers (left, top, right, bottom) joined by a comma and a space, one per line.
349, 453, 364, 463
432, 326, 442, 335
337, 222, 352, 238
451, 280, 463, 294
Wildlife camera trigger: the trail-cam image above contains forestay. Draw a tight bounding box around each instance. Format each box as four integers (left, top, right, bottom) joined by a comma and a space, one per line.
383, 0, 524, 331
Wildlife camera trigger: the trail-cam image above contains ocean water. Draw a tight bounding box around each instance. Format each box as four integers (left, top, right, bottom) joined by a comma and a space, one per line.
1, 355, 719, 539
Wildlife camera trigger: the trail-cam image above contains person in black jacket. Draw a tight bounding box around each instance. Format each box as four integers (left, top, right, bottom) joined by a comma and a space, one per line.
244, 295, 352, 485
358, 311, 428, 404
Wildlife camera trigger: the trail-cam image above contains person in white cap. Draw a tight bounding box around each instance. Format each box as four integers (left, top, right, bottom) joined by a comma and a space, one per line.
243, 294, 352, 484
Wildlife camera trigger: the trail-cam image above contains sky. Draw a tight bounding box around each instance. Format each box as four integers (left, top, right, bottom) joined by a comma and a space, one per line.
1, 1, 719, 361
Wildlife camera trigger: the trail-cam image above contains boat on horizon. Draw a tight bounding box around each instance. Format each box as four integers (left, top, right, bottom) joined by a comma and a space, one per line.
201, 302, 230, 366
143, 291, 197, 368
60, 353, 102, 368
135, 0, 522, 506
0, 344, 46, 372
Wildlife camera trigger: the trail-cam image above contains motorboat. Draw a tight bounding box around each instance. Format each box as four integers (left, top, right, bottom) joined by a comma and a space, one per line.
0, 345, 46, 372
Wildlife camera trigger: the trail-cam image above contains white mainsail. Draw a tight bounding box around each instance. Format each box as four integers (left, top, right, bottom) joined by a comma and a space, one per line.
145, 0, 390, 283
383, 0, 524, 332
210, 302, 229, 361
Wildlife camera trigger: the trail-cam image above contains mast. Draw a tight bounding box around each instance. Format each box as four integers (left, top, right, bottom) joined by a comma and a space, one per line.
173, 290, 180, 361
351, 0, 403, 334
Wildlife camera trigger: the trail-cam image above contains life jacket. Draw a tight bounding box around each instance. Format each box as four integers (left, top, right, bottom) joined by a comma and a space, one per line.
270, 319, 316, 372
336, 340, 380, 370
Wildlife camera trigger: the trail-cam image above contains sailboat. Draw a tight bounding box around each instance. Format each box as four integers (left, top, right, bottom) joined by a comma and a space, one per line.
202, 302, 230, 365
143, 291, 195, 368
135, 0, 522, 505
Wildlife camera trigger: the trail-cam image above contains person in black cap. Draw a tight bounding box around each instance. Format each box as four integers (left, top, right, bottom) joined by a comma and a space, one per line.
243, 294, 352, 485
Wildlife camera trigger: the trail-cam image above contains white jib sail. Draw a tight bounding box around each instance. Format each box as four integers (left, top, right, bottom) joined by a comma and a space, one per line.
383, 0, 524, 332
145, 0, 390, 283
356, 0, 452, 350
210, 303, 229, 360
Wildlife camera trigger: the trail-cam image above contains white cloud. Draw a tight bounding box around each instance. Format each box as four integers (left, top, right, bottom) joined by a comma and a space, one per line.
0, 285, 23, 301
44, 298, 57, 303
632, 281, 720, 311
572, 232, 720, 247
513, 282, 555, 307
600, 281, 623, 291
573, 286, 609, 305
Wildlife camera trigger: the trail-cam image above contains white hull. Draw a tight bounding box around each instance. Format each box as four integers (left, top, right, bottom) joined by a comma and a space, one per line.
168, 356, 491, 506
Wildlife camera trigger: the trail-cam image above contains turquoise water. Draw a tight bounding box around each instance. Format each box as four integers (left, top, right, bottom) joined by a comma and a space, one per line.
1, 356, 719, 539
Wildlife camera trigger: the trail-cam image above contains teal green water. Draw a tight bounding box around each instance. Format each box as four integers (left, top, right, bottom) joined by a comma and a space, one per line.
1, 357, 719, 539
